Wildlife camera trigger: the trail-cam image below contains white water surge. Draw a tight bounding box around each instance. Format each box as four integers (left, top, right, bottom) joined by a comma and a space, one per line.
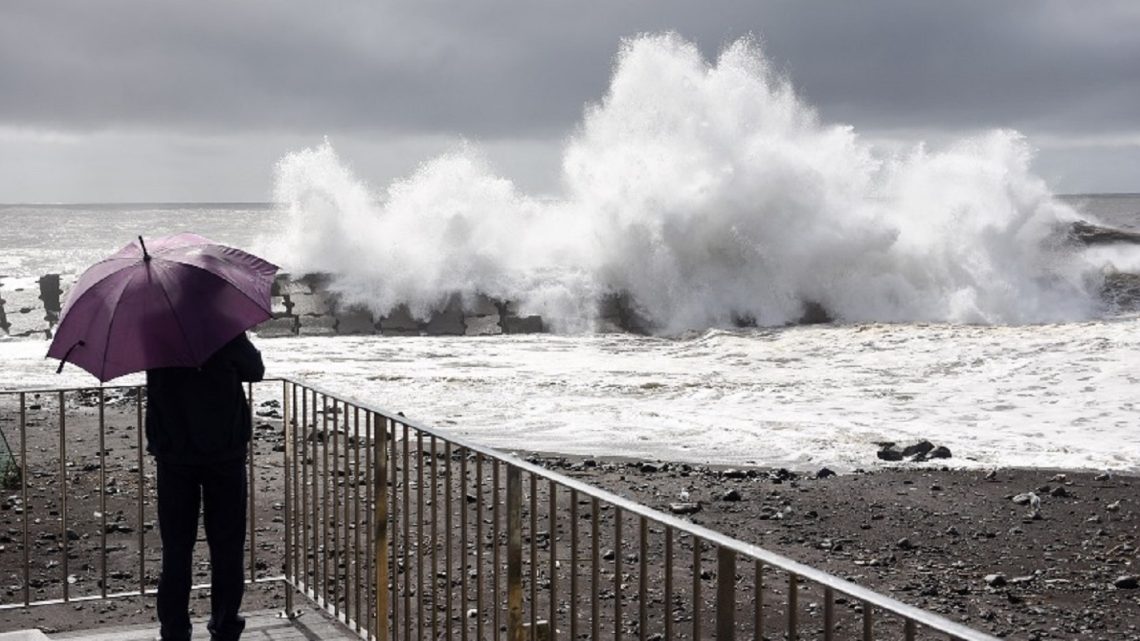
262, 33, 1107, 332
3, 320, 1138, 472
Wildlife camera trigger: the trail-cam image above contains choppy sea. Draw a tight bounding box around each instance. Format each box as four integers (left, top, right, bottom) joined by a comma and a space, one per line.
0, 196, 1137, 473
4, 37, 1140, 472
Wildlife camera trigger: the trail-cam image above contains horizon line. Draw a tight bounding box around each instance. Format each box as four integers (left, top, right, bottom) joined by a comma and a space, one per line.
2, 192, 1139, 207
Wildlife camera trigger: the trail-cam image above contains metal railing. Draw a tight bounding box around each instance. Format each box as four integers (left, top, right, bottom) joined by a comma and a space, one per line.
0, 380, 1001, 641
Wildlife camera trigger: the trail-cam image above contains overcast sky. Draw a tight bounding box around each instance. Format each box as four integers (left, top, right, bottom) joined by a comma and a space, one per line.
1, 0, 1138, 202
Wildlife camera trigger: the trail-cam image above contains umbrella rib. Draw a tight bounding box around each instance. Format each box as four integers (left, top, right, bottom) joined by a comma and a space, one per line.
58, 256, 139, 317
152, 263, 199, 367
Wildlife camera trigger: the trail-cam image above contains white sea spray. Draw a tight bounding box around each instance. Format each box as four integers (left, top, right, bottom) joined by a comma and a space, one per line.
265, 33, 1102, 331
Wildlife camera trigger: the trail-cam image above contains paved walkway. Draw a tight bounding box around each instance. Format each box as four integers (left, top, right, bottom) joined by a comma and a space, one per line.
48, 607, 360, 641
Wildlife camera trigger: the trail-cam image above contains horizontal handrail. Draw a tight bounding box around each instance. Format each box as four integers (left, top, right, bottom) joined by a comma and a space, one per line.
275, 377, 1000, 641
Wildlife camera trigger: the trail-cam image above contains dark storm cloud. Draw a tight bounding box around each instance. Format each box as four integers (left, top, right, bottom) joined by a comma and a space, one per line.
2, 0, 1138, 141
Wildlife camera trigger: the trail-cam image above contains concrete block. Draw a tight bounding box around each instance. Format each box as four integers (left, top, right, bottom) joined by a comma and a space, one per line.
297, 315, 337, 336
335, 307, 376, 334
596, 292, 652, 334
289, 292, 333, 317
271, 273, 303, 296
464, 314, 502, 336
0, 286, 8, 335
4, 309, 47, 338
379, 305, 420, 334
253, 316, 297, 338
1, 285, 48, 337
500, 300, 546, 334
425, 296, 465, 335
271, 295, 290, 315
38, 274, 62, 321
502, 313, 544, 334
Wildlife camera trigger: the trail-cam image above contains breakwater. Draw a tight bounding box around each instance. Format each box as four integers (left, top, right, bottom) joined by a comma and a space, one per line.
3, 267, 1138, 340
0, 273, 650, 339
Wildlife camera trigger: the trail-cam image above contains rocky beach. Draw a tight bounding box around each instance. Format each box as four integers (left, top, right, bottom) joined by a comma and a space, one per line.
0, 397, 1136, 640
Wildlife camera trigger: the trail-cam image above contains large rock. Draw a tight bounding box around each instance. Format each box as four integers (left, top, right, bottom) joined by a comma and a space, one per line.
1068, 221, 1140, 246
1103, 272, 1140, 311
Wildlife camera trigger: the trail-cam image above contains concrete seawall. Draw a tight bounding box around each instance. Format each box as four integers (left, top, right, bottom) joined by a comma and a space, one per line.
0, 272, 646, 339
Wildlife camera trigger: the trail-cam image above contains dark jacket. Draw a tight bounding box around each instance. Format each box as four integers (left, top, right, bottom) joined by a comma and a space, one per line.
145, 333, 265, 465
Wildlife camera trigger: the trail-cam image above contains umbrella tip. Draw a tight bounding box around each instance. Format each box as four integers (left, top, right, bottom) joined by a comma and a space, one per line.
55, 340, 85, 374
138, 235, 151, 261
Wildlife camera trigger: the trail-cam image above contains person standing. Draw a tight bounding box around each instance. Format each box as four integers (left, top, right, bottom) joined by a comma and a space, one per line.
145, 332, 264, 641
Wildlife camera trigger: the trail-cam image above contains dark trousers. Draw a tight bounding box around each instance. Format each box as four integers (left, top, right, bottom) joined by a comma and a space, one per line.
156, 458, 247, 641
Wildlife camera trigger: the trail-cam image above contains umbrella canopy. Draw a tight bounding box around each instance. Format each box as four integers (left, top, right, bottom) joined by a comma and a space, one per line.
47, 233, 279, 382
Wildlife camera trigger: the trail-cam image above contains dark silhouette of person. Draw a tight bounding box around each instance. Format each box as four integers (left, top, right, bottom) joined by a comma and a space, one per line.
145, 332, 264, 641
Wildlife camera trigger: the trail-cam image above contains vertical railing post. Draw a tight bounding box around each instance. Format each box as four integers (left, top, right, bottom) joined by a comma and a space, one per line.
135, 389, 145, 595
862, 602, 872, 641
507, 465, 523, 641
716, 547, 735, 641
19, 392, 29, 606
282, 381, 295, 617
787, 573, 798, 641
375, 414, 390, 641
59, 391, 69, 603
58, 387, 68, 602
248, 382, 256, 585
98, 388, 108, 599
823, 586, 834, 641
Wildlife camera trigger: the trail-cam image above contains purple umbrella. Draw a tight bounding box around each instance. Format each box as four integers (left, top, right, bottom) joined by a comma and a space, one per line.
47, 233, 279, 382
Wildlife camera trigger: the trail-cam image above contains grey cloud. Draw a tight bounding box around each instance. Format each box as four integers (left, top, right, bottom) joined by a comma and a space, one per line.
1, 0, 1139, 200
3, 0, 1138, 140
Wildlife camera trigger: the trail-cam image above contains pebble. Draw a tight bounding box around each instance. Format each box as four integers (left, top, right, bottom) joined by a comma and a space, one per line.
1114, 575, 1138, 590
720, 489, 742, 502
985, 573, 1008, 588
816, 467, 836, 479
669, 502, 701, 515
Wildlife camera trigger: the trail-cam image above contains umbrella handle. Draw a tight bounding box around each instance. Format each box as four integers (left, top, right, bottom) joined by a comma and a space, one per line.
55, 340, 86, 374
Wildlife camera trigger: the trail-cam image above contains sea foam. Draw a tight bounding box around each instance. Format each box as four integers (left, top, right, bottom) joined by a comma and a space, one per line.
262, 33, 1104, 333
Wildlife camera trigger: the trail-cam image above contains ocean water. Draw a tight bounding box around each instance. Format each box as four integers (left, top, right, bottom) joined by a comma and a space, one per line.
2, 34, 1138, 472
